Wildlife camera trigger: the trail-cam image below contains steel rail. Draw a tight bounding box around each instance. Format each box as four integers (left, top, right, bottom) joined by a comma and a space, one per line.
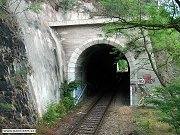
68, 92, 114, 135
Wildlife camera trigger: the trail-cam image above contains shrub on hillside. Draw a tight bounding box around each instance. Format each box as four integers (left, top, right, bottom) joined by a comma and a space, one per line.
146, 82, 180, 134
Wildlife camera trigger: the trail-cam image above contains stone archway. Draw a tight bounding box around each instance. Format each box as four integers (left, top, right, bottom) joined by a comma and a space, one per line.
67, 37, 138, 105
68, 37, 137, 83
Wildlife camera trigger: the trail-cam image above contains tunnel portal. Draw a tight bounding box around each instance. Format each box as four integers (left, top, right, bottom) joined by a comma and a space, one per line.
76, 44, 130, 104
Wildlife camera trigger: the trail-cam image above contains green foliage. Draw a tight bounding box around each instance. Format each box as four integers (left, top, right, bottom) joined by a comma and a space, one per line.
60, 0, 77, 11
150, 29, 180, 66
98, 0, 145, 18
41, 80, 79, 125
60, 80, 80, 97
55, 103, 67, 118
145, 81, 180, 134
0, 0, 7, 6
63, 97, 75, 110
149, 29, 180, 82
100, 1, 180, 133
117, 60, 128, 70
137, 120, 153, 135
41, 96, 76, 125
144, 2, 171, 25
134, 108, 172, 134
98, 0, 180, 32
16, 67, 27, 76
29, 2, 43, 13
60, 80, 79, 109
0, 103, 14, 111
41, 103, 66, 125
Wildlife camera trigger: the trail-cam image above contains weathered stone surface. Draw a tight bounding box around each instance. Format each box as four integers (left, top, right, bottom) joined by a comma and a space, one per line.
7, 1, 66, 116
0, 20, 37, 129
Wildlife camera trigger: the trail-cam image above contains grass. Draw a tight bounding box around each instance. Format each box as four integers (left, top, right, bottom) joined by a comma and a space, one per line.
134, 107, 173, 135
36, 96, 76, 134
35, 95, 93, 135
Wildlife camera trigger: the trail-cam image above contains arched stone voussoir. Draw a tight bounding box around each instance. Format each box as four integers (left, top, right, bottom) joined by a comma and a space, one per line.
79, 45, 86, 51
74, 48, 83, 55
68, 67, 75, 73
81, 37, 108, 49
71, 51, 80, 59
69, 56, 78, 64
91, 37, 105, 45
82, 38, 96, 49
106, 38, 125, 48
68, 62, 76, 68
81, 37, 124, 50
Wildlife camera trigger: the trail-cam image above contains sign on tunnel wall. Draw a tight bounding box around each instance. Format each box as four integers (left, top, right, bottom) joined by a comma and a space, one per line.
138, 74, 155, 84
131, 74, 157, 106
143, 74, 155, 84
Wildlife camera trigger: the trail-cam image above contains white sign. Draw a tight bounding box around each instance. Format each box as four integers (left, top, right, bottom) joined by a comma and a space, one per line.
2, 129, 36, 134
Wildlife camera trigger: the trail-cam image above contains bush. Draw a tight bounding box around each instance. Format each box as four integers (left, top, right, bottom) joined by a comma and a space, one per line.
56, 103, 66, 118
42, 103, 66, 125
41, 80, 79, 125
60, 80, 80, 97
60, 0, 77, 11
63, 97, 75, 110
29, 2, 43, 13
146, 82, 180, 134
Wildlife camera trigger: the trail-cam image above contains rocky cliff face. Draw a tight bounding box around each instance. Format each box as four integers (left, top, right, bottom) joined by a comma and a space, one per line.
0, 0, 95, 127
6, 0, 95, 116
0, 19, 37, 128
7, 0, 67, 117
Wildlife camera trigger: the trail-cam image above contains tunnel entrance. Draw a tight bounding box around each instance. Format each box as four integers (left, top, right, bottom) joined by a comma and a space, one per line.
75, 44, 130, 105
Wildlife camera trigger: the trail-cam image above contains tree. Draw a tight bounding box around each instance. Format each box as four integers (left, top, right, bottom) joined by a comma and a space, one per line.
94, 1, 180, 133
95, 0, 180, 33
146, 81, 180, 134
94, 0, 180, 85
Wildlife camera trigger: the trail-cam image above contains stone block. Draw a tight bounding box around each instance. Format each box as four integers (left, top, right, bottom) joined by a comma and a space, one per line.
84, 41, 92, 48
108, 38, 119, 46
80, 45, 86, 51
68, 67, 75, 73
92, 39, 99, 45
101, 39, 110, 45
69, 57, 77, 64
68, 62, 76, 68
71, 52, 79, 59
74, 48, 82, 55
96, 38, 106, 44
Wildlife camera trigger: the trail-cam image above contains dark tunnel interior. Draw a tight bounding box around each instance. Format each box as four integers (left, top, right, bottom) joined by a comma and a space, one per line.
76, 44, 130, 104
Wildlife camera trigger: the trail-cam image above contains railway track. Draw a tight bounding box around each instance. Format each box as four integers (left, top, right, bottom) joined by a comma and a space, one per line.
68, 93, 113, 135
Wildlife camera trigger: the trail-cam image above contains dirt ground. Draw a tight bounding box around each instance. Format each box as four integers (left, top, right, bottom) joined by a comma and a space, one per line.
97, 94, 137, 135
